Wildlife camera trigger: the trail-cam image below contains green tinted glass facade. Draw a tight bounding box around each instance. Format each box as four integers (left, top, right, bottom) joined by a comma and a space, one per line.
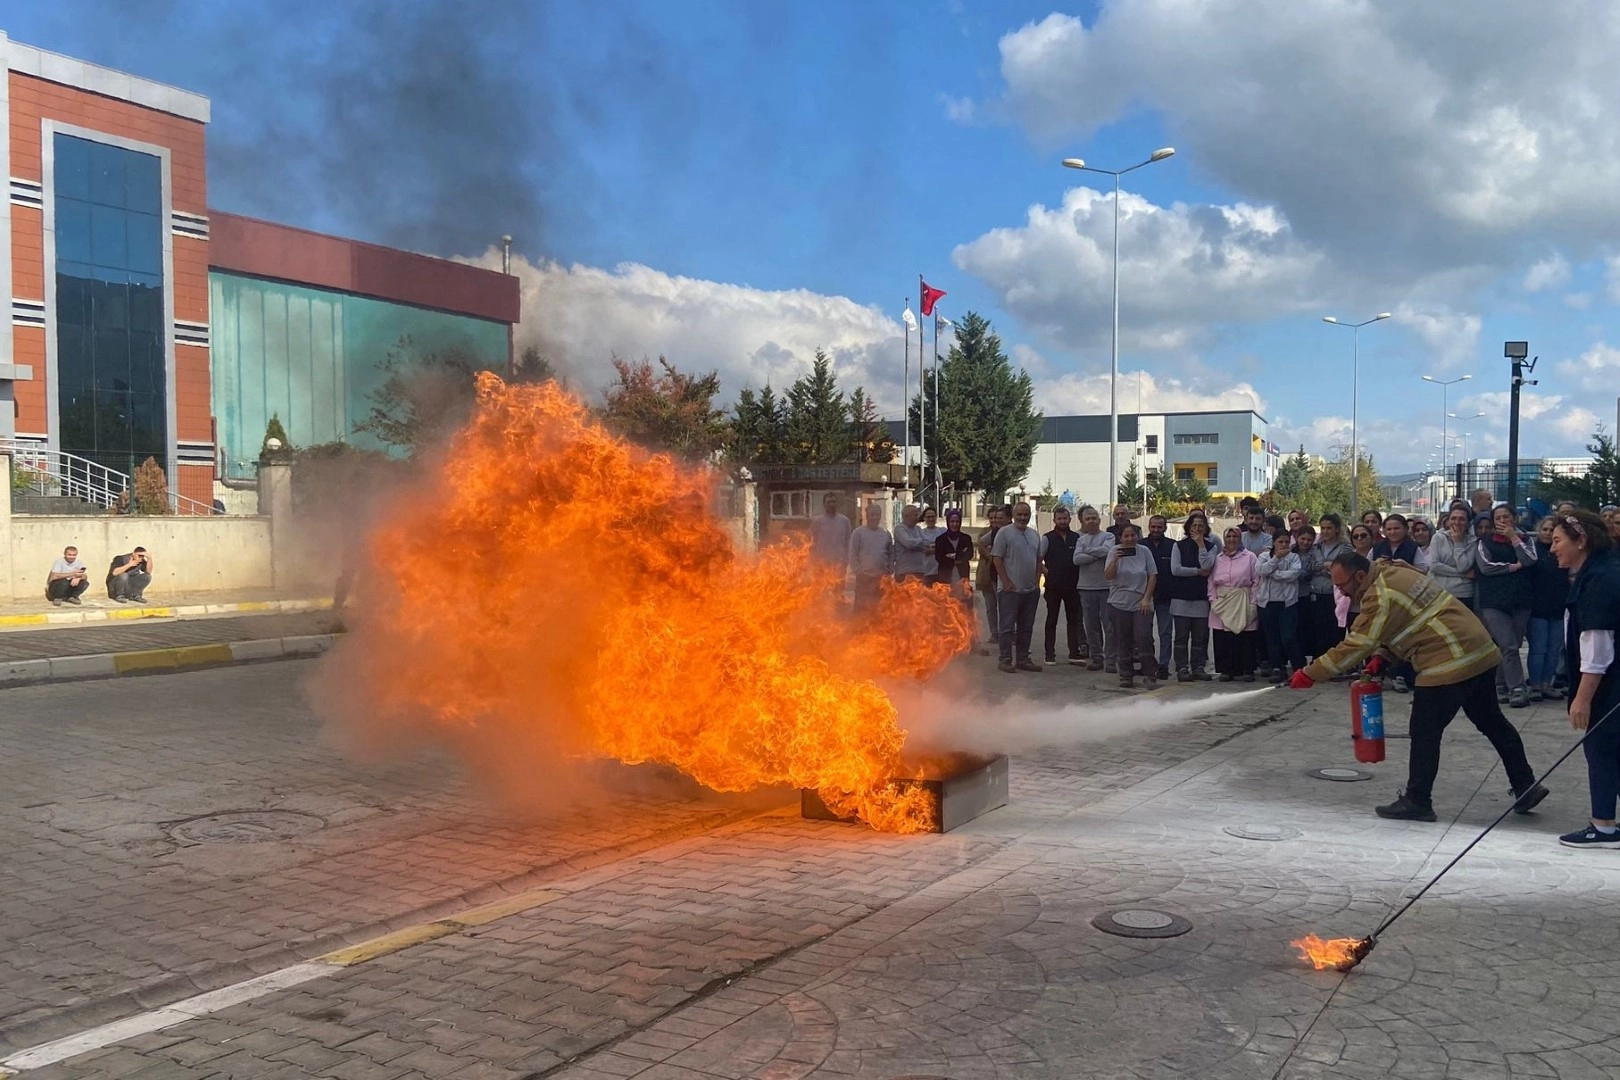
209, 271, 509, 479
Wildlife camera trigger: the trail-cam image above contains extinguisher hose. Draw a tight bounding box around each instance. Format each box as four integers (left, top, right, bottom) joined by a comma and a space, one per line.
1369, 695, 1620, 942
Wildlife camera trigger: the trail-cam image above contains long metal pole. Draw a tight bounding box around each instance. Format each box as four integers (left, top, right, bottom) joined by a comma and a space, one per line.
1110, 172, 1121, 511
1350, 325, 1360, 520
902, 311, 910, 491
932, 314, 941, 503
918, 284, 926, 494
1507, 358, 1523, 512
1440, 384, 1449, 504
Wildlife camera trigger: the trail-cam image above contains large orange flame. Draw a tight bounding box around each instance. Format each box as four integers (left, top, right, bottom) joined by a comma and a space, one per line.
325, 374, 973, 831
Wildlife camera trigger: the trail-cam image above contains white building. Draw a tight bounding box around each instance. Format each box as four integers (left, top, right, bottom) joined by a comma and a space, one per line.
1019, 409, 1275, 508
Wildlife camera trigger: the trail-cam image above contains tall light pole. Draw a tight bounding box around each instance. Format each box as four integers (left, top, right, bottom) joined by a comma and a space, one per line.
1449, 410, 1485, 497
1422, 374, 1472, 505
1062, 147, 1176, 509
1322, 312, 1392, 519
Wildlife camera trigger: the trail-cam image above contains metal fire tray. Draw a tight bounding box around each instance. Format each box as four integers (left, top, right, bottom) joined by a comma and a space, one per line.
800, 753, 1009, 832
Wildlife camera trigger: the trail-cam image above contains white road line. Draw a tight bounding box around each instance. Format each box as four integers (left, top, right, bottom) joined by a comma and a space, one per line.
1, 962, 336, 1073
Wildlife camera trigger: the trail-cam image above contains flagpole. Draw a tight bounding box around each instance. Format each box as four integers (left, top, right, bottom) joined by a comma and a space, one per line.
917, 276, 926, 499
932, 311, 941, 505
902, 302, 911, 491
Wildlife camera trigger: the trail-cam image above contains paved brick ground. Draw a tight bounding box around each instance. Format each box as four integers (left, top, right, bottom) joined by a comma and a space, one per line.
0, 610, 343, 661
0, 663, 763, 1053
12, 647, 1617, 1078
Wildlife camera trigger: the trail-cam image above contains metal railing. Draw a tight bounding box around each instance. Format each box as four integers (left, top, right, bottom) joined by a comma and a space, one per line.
6, 443, 130, 510
4, 441, 219, 515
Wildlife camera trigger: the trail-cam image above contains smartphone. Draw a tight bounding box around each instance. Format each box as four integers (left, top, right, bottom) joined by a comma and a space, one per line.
1117, 545, 1138, 557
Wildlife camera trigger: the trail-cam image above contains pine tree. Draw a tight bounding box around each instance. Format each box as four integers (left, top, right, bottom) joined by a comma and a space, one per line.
1535, 428, 1620, 508
1179, 477, 1212, 505
729, 384, 788, 465
848, 387, 895, 463
1117, 458, 1145, 508
1149, 468, 1180, 512
1273, 444, 1309, 500
913, 312, 1042, 498
784, 349, 851, 464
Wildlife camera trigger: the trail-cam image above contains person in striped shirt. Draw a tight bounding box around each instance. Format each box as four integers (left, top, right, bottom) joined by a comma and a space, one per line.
1289, 552, 1549, 822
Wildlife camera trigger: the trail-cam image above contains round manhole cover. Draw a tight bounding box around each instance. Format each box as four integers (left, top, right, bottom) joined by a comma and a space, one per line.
1091, 908, 1192, 938
168, 810, 325, 845
1223, 824, 1302, 841
1308, 767, 1374, 782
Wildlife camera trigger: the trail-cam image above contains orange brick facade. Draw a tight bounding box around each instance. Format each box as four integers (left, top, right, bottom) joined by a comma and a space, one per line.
6, 68, 214, 505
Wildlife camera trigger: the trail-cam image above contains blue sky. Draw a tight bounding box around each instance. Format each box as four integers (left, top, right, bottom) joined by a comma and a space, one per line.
15, 1, 1620, 473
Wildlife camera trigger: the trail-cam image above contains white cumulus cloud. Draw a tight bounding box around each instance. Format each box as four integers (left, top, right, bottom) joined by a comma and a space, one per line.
972, 2, 1620, 285
953, 186, 1323, 351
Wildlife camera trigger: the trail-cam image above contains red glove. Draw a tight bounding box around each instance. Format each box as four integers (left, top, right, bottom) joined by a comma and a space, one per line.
1363, 655, 1385, 678
1288, 670, 1314, 689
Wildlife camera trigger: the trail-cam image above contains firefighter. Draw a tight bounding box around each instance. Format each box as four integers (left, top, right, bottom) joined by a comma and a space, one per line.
1289, 551, 1549, 822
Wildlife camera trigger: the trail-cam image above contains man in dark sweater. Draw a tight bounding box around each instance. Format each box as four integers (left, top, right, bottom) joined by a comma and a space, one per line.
1142, 515, 1176, 679
1039, 506, 1082, 664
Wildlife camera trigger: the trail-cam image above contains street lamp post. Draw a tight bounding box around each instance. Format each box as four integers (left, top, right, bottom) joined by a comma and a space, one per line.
1322, 312, 1392, 520
1448, 411, 1486, 495
1422, 374, 1472, 504
1062, 148, 1176, 510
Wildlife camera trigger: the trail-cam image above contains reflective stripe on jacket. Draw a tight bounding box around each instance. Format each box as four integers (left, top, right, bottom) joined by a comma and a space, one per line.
1304, 562, 1500, 688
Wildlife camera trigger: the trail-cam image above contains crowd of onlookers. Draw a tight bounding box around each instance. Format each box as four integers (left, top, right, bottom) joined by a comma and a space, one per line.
806, 488, 1620, 702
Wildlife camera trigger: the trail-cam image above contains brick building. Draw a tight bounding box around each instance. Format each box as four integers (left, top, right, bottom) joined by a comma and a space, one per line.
0, 33, 518, 509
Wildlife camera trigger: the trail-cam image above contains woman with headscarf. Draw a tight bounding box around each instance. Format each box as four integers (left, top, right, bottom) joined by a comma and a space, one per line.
1551, 511, 1620, 847
1168, 510, 1217, 682
1476, 503, 1538, 709
1409, 517, 1434, 570
1209, 526, 1260, 682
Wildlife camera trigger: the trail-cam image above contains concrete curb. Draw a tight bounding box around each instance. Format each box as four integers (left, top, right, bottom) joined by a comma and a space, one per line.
0, 597, 332, 631
0, 634, 339, 687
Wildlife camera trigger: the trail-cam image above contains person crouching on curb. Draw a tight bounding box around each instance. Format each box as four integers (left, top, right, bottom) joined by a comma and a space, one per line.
1288, 551, 1549, 822
107, 546, 153, 603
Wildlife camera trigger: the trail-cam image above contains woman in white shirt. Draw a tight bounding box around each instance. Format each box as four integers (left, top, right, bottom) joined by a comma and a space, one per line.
1550, 510, 1620, 848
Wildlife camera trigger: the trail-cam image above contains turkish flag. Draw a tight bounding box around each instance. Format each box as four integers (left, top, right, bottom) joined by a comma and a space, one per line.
920, 278, 946, 317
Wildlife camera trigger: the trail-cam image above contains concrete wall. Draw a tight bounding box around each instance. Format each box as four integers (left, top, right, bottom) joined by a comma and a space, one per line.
6, 512, 272, 599
0, 452, 289, 599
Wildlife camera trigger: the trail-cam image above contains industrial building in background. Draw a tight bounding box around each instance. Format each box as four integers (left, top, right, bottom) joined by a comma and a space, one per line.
0, 32, 519, 510
1018, 408, 1275, 507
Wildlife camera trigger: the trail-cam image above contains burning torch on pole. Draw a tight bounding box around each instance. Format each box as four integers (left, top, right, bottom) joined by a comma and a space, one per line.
1282, 546, 1608, 972
1295, 694, 1620, 972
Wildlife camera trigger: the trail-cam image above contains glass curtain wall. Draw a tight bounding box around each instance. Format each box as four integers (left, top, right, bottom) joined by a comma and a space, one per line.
53, 133, 166, 479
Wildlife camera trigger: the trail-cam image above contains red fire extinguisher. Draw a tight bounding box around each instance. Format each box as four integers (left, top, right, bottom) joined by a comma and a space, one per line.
1350, 677, 1386, 764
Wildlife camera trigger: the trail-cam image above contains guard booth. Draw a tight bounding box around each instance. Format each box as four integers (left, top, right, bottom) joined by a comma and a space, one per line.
751, 463, 920, 545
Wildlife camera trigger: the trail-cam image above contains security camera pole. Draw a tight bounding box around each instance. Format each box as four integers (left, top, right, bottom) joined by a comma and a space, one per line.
1504, 340, 1536, 512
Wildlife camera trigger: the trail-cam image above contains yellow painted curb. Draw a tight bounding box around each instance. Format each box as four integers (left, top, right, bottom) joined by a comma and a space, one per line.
317, 888, 565, 967
319, 923, 460, 966
236, 600, 276, 612
104, 606, 177, 621
112, 643, 234, 674
0, 613, 49, 628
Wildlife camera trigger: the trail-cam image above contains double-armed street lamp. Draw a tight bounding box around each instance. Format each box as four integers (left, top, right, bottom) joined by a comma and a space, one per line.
1062, 147, 1176, 509
1321, 312, 1392, 519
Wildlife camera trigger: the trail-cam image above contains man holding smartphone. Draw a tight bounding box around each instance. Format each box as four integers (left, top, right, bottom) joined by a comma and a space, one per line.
107, 546, 154, 603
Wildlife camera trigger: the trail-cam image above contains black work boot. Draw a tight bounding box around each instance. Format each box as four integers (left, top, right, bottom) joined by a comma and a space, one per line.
1375, 791, 1437, 822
